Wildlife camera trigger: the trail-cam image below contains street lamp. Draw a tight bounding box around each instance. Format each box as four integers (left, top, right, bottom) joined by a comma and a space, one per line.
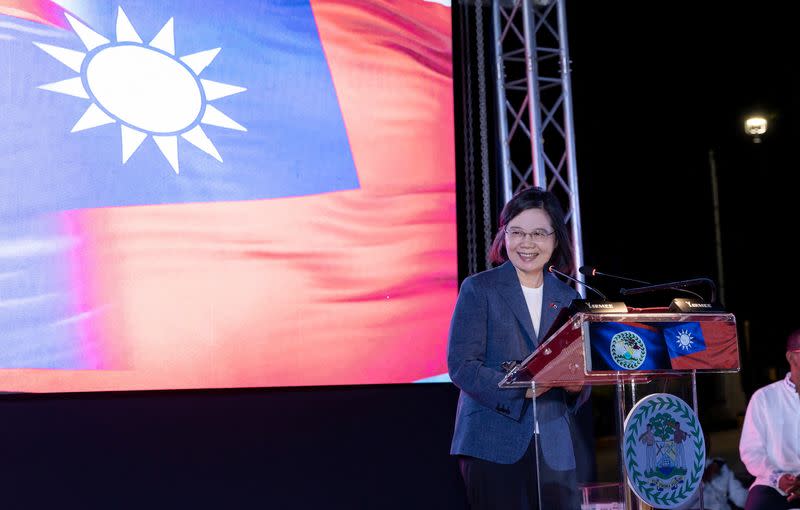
744, 116, 768, 143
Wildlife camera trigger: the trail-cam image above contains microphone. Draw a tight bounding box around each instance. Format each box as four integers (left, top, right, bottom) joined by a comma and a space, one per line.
548, 265, 608, 301
579, 265, 705, 301
620, 278, 718, 304
579, 265, 649, 285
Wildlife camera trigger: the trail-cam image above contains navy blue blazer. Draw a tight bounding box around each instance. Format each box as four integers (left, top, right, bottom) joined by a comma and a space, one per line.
448, 261, 587, 466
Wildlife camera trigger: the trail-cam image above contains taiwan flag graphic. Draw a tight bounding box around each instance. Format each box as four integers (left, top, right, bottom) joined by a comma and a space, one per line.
662, 322, 707, 359
0, 0, 456, 391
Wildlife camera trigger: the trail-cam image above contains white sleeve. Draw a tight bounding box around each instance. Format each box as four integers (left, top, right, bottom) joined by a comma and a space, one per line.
740, 390, 787, 493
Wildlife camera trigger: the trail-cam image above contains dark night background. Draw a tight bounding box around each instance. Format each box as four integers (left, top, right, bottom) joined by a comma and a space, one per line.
569, 1, 799, 396
1, 2, 797, 508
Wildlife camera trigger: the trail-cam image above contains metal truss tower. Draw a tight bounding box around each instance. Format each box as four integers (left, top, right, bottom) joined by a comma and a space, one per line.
492, 0, 584, 285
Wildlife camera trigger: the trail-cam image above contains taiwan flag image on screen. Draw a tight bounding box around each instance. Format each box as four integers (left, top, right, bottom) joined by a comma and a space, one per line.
0, 0, 358, 207
0, 0, 457, 391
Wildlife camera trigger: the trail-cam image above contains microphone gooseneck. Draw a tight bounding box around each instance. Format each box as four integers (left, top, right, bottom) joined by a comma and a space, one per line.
548, 265, 609, 301
579, 265, 706, 301
578, 265, 650, 285
620, 278, 717, 304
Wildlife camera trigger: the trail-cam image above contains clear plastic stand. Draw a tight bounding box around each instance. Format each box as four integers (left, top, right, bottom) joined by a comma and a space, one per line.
531, 380, 543, 510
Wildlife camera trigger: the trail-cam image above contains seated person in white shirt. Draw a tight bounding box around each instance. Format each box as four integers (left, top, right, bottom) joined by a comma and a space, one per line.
740, 328, 800, 510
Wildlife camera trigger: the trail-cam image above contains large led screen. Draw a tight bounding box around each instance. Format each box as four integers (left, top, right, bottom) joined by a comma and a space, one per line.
0, 0, 456, 392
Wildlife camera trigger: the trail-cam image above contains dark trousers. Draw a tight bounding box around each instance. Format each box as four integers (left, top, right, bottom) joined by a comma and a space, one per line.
745, 485, 800, 510
457, 438, 579, 510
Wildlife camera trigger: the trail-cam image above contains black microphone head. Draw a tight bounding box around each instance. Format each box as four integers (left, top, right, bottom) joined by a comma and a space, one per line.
578, 266, 596, 277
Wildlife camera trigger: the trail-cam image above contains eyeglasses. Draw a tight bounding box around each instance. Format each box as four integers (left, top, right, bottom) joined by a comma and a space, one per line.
504, 227, 555, 242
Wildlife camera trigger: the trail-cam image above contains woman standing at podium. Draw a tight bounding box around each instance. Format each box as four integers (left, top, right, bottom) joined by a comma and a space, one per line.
448, 187, 588, 510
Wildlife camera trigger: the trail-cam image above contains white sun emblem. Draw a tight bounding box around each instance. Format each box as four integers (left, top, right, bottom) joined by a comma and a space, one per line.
34, 6, 246, 174
675, 329, 695, 350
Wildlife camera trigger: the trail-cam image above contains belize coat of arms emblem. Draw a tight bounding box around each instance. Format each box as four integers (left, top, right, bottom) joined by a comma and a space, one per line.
610, 330, 647, 369
622, 393, 705, 509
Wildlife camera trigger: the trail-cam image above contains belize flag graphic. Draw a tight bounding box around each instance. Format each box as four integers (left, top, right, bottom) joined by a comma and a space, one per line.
589, 322, 672, 371
0, 0, 457, 391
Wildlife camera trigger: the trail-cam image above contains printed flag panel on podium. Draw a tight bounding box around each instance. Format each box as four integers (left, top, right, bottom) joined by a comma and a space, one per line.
0, 0, 457, 391
588, 321, 738, 372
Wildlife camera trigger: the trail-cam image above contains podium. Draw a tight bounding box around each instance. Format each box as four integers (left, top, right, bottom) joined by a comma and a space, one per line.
499, 310, 740, 509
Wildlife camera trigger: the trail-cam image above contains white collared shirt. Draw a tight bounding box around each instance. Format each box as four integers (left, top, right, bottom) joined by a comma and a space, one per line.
740, 373, 800, 493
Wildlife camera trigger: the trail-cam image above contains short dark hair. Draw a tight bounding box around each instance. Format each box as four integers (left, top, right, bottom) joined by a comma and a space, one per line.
488, 187, 574, 273
786, 329, 800, 352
